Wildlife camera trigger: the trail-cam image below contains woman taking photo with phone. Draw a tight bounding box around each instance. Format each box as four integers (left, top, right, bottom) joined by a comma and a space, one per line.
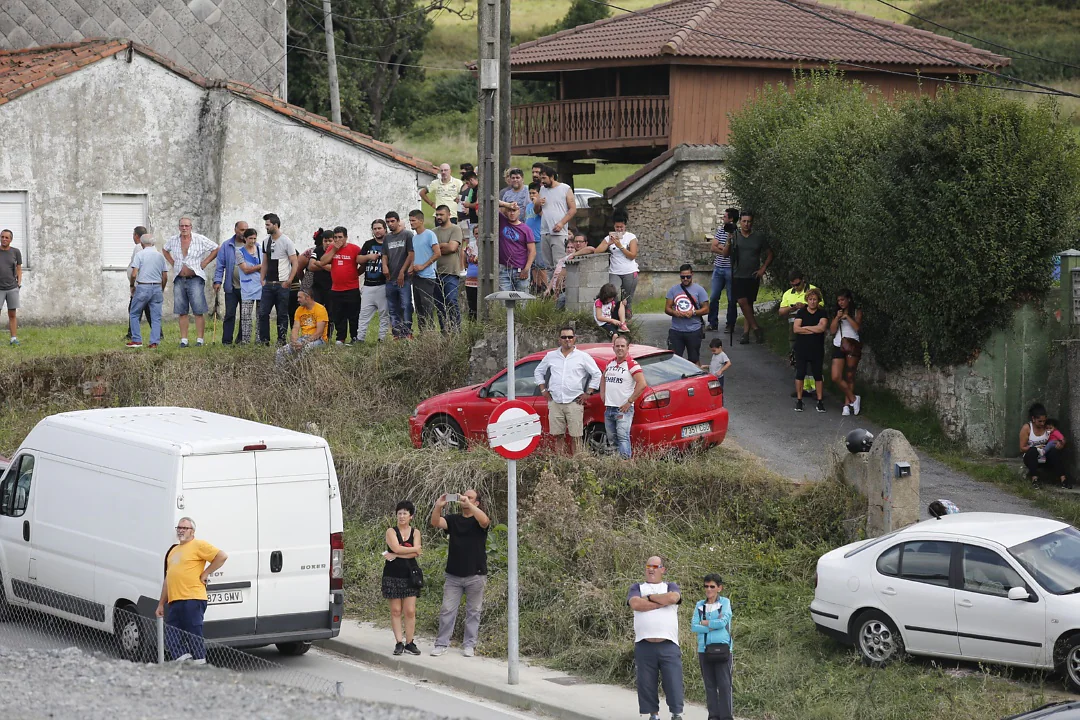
577, 209, 639, 318
829, 289, 863, 416
383, 500, 423, 656
692, 573, 733, 720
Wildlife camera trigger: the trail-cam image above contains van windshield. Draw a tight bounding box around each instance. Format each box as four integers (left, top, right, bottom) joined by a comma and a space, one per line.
635, 352, 705, 386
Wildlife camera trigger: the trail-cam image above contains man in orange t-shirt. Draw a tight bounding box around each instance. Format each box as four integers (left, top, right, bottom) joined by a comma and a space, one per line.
275, 289, 328, 364
156, 516, 228, 663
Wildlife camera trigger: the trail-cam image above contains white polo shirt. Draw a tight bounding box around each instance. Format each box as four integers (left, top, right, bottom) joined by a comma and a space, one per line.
628, 581, 681, 643
603, 356, 642, 408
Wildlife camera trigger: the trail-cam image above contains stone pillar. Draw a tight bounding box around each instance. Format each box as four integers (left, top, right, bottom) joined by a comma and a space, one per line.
564, 254, 610, 312
836, 429, 920, 536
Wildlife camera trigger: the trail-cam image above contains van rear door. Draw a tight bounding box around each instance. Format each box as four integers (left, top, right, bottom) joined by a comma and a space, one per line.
181, 453, 259, 638
253, 448, 331, 634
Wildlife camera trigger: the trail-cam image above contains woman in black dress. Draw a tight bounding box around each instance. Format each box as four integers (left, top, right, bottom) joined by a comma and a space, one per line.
383, 500, 423, 655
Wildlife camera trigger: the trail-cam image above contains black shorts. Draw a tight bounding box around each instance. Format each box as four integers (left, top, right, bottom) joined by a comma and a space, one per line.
794, 349, 824, 381
732, 277, 760, 303
832, 345, 848, 361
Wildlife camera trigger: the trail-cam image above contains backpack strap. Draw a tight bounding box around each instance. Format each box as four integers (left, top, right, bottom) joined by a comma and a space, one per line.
163, 543, 179, 579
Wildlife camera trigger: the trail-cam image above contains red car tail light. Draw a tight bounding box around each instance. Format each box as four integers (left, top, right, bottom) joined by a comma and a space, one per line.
330, 532, 344, 591
708, 380, 723, 396
640, 390, 670, 409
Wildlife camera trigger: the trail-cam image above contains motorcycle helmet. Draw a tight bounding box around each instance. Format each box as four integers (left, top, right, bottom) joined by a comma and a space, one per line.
845, 428, 874, 454
928, 499, 960, 518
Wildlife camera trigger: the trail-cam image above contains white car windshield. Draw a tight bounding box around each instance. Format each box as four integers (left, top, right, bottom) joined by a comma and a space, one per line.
1009, 526, 1080, 594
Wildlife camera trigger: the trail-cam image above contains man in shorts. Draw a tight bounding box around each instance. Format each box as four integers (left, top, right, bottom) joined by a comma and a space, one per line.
0, 229, 21, 346
163, 217, 219, 348
721, 209, 773, 345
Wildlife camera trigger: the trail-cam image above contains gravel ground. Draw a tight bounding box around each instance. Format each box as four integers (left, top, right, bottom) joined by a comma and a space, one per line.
0, 645, 446, 720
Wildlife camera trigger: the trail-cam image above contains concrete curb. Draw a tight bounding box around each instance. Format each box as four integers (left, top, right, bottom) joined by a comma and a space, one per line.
318, 637, 600, 720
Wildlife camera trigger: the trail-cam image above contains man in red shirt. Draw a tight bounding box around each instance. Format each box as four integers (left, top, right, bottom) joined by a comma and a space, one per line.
314, 226, 362, 345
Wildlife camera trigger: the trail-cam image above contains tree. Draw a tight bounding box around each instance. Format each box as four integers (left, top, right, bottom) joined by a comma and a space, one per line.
286, 0, 469, 139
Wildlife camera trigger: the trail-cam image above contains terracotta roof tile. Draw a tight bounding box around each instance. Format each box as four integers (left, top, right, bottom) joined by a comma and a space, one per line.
511, 0, 1009, 70
0, 39, 438, 176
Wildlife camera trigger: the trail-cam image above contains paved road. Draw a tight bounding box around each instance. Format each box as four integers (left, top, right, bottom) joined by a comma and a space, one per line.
636, 313, 1047, 519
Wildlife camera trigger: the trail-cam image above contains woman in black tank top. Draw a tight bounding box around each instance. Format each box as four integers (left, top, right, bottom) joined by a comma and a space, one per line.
382, 500, 423, 655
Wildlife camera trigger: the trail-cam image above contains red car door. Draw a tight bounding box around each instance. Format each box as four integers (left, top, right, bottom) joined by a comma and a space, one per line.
463, 359, 546, 444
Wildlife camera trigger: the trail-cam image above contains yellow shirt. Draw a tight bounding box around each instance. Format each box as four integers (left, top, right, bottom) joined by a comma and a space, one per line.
295, 302, 329, 342
781, 284, 818, 323
165, 539, 220, 602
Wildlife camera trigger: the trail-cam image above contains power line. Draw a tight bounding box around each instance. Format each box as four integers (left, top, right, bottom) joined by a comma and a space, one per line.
295, 2, 417, 51
582, 0, 1074, 97
763, 0, 1079, 98
871, 0, 1080, 73
293, 0, 442, 24
288, 43, 472, 72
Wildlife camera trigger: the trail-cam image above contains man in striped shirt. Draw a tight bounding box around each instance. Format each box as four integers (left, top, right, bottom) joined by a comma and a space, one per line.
706, 208, 739, 333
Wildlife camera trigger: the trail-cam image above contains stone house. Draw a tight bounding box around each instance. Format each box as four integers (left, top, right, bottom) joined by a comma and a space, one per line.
0, 39, 436, 324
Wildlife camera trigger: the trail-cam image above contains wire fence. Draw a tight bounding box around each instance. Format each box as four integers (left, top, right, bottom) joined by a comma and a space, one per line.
0, 592, 340, 696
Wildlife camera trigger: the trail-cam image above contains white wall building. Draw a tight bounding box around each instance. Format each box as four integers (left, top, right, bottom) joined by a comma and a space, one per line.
0, 39, 436, 323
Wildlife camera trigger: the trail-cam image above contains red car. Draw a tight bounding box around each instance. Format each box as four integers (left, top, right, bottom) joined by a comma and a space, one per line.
409, 343, 729, 453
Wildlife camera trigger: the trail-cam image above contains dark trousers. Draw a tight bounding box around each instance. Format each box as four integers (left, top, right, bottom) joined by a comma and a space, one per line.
258, 282, 290, 345
466, 285, 478, 321
313, 284, 333, 340
413, 276, 438, 331
126, 291, 158, 338
331, 289, 361, 343
634, 640, 684, 715
668, 327, 704, 364
220, 289, 241, 344
699, 653, 733, 720
165, 599, 207, 660
288, 288, 300, 329
1024, 447, 1065, 480
434, 274, 461, 332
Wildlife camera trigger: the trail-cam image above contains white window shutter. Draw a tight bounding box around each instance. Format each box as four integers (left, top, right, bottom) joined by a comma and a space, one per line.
0, 192, 29, 267
102, 195, 148, 269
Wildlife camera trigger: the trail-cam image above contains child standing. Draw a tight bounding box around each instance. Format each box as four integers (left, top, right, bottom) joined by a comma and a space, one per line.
702, 337, 732, 389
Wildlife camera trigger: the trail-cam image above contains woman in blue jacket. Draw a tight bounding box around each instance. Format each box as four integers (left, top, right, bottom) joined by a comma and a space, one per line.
691, 573, 733, 720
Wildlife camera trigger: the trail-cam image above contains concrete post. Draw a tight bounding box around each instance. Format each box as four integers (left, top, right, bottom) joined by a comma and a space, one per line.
836, 429, 920, 536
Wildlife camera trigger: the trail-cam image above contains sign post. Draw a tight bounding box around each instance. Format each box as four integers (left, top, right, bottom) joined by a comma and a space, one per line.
485, 290, 536, 685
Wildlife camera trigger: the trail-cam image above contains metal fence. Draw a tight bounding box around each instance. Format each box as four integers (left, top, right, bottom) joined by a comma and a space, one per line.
0, 593, 339, 696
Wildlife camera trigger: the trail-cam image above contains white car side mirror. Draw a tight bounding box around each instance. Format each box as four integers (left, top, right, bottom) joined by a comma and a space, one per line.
1008, 587, 1031, 601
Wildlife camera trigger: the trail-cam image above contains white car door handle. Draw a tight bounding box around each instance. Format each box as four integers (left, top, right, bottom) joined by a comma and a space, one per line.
957, 599, 973, 608
881, 587, 897, 596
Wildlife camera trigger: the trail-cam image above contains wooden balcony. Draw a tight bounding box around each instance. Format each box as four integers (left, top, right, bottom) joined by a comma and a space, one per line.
511, 96, 670, 157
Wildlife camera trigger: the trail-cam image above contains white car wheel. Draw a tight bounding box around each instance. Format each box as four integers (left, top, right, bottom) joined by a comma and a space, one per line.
856, 611, 903, 666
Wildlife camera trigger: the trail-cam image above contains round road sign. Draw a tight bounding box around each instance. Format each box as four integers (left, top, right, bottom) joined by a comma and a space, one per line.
486, 400, 542, 460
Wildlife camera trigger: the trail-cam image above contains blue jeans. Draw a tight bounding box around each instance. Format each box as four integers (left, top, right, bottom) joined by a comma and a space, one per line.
165, 599, 207, 660
604, 406, 634, 458
435, 274, 461, 332
258, 282, 290, 345
498, 265, 528, 293
709, 267, 736, 329
129, 284, 163, 344
386, 277, 413, 338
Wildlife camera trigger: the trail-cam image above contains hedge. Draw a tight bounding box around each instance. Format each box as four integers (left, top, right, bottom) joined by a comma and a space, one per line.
727, 70, 1080, 368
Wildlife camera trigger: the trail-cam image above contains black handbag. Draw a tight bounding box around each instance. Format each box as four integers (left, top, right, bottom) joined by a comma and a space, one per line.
408, 561, 424, 590
699, 605, 730, 662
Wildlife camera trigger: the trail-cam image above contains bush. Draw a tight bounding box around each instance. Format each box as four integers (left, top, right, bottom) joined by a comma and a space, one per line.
728, 70, 1080, 367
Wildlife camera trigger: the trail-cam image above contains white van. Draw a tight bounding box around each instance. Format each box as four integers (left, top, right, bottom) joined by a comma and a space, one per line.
0, 407, 345, 659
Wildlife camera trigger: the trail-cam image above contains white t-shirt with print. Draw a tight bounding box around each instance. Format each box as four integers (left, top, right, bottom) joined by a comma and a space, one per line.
629, 581, 681, 643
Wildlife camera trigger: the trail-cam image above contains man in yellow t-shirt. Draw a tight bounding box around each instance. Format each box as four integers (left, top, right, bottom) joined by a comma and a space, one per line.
779, 270, 819, 395
155, 516, 228, 663
275, 289, 328, 364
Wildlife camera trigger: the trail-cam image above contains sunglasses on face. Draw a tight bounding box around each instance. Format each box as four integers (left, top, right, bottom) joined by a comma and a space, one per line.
645, 564, 663, 570
703, 584, 718, 589
680, 275, 693, 280
560, 335, 575, 340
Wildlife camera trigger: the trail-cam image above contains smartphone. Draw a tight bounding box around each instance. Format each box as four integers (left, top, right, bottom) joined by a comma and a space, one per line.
445, 493, 459, 502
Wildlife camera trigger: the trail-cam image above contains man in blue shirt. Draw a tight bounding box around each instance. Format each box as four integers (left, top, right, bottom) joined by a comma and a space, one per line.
408, 209, 442, 332
212, 220, 248, 345
127, 233, 169, 348
665, 264, 710, 364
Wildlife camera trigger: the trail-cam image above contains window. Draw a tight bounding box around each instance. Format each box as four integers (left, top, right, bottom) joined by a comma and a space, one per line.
0, 191, 28, 267
101, 194, 148, 269
488, 360, 542, 398
1011, 526, 1080, 594
876, 544, 901, 576
962, 545, 1025, 598
0, 455, 35, 517
636, 352, 706, 386
899, 540, 953, 587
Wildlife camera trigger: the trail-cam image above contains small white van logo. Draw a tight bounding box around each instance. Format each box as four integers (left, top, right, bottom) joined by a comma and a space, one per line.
300, 564, 327, 570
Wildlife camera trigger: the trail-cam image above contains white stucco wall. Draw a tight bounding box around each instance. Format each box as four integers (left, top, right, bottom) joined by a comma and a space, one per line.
0, 53, 434, 323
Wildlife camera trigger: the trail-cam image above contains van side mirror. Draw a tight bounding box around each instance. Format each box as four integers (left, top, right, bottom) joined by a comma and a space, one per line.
1008, 587, 1031, 601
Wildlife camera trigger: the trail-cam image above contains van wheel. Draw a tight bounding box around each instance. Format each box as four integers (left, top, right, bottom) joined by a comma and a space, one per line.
854, 610, 904, 667
114, 603, 147, 662
276, 641, 312, 656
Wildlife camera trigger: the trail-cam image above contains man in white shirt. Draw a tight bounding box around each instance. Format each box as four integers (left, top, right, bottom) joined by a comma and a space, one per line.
627, 556, 684, 720
162, 216, 219, 348
600, 335, 647, 459
126, 225, 159, 341
533, 325, 601, 455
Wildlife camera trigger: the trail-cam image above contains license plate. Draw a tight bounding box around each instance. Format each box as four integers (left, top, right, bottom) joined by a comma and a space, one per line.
207, 591, 243, 605
681, 422, 711, 438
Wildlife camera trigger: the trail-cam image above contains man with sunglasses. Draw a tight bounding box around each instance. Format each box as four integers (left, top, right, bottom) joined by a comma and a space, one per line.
665, 264, 710, 364
534, 325, 602, 455
627, 556, 684, 720
155, 517, 228, 663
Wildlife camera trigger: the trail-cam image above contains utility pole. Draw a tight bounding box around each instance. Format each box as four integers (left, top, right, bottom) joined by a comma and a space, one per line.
499, 0, 512, 175
477, 0, 501, 320
322, 0, 342, 125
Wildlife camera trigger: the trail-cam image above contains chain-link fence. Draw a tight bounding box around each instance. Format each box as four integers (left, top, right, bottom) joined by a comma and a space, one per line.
0, 591, 340, 696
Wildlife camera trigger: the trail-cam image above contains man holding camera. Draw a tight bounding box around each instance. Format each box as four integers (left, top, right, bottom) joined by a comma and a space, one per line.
430, 489, 490, 657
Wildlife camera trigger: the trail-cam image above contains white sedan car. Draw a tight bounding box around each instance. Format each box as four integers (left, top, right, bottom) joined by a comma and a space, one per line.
811, 513, 1080, 689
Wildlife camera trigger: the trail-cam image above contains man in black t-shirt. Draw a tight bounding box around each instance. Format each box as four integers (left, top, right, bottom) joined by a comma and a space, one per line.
429, 488, 490, 657
357, 219, 391, 342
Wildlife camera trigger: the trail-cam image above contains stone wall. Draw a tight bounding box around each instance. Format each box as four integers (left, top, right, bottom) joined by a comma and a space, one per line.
562, 253, 610, 314
0, 0, 286, 95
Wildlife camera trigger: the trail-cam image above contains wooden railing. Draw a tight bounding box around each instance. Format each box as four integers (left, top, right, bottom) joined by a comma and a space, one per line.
511, 96, 670, 151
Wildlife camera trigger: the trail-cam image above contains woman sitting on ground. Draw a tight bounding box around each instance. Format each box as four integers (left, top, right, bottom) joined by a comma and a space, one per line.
383, 500, 423, 656
1019, 403, 1070, 488
594, 282, 629, 337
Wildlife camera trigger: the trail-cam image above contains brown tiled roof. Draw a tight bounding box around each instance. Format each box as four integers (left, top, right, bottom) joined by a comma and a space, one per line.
510, 0, 1009, 70
0, 39, 437, 176
606, 146, 678, 199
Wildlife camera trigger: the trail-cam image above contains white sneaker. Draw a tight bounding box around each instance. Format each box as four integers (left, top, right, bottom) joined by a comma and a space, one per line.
172, 653, 192, 663
192, 658, 207, 665
842, 405, 851, 416
431, 646, 447, 657
335, 340, 344, 347
853, 395, 862, 415
462, 647, 475, 657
